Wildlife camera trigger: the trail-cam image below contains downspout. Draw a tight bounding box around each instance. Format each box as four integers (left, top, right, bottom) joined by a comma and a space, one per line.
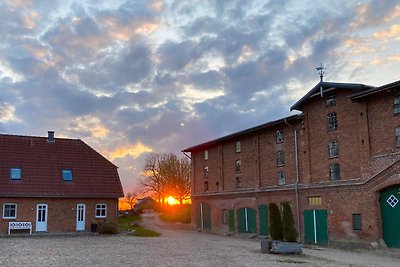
284, 116, 301, 241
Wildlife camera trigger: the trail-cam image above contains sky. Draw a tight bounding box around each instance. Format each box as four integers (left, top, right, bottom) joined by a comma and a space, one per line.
1, 0, 399, 194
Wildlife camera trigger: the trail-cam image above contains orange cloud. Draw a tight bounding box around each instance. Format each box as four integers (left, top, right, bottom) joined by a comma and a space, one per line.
107, 142, 153, 161
373, 24, 400, 40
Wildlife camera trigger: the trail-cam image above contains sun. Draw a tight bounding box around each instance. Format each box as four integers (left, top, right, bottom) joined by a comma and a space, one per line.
167, 196, 179, 205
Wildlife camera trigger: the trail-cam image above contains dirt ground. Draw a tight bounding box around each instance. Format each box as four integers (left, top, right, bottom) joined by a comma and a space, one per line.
0, 213, 399, 267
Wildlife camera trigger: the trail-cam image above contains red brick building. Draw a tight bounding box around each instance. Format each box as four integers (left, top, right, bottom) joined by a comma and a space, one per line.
183, 79, 400, 248
0, 132, 124, 234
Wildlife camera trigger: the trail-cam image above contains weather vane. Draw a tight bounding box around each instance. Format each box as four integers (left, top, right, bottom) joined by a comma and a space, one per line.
316, 63, 325, 82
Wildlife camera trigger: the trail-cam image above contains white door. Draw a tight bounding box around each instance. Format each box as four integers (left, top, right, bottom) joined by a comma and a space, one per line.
76, 204, 86, 231
36, 204, 48, 232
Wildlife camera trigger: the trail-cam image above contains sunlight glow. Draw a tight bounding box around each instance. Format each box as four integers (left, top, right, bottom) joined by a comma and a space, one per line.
167, 196, 179, 205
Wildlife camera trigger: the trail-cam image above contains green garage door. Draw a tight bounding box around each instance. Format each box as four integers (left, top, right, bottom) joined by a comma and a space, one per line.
380, 186, 400, 248
304, 210, 328, 244
237, 207, 256, 233
259, 205, 269, 236
196, 203, 211, 230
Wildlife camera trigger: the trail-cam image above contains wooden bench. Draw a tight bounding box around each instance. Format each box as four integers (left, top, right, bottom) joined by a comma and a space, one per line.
8, 222, 32, 235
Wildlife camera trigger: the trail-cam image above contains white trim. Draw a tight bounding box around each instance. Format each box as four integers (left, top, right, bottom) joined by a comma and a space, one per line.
3, 203, 17, 219
313, 210, 317, 244
95, 204, 107, 218
244, 208, 248, 232
200, 203, 204, 230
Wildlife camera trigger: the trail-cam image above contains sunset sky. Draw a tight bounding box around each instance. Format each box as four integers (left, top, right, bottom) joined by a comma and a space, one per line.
1, 0, 399, 194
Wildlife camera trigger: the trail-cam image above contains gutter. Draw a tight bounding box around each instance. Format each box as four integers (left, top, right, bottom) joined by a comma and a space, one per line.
284, 117, 301, 241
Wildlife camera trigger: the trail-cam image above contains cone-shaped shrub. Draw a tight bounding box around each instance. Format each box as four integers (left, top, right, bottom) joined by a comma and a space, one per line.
269, 203, 283, 240
282, 202, 298, 242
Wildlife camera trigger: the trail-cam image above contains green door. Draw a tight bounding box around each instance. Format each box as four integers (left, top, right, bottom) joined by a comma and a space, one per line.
304, 210, 328, 244
237, 208, 257, 233
380, 186, 400, 248
259, 205, 269, 236
229, 209, 235, 232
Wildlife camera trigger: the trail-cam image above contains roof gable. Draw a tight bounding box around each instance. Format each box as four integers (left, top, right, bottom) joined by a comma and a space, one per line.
0, 134, 124, 198
351, 79, 400, 100
290, 82, 373, 111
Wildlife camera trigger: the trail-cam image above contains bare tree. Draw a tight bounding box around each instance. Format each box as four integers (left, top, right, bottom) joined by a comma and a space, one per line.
141, 153, 191, 205
122, 192, 138, 210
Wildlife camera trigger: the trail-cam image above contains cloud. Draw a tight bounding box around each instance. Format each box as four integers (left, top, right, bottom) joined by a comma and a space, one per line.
106, 142, 153, 161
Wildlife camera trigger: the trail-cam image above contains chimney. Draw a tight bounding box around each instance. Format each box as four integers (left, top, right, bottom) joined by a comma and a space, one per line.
47, 131, 55, 143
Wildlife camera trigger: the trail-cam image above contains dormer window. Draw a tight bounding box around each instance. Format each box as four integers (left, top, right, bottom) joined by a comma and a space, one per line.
10, 168, 22, 180
326, 95, 336, 106
62, 169, 73, 181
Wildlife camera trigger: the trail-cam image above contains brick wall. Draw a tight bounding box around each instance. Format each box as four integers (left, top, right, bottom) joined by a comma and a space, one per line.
0, 197, 119, 234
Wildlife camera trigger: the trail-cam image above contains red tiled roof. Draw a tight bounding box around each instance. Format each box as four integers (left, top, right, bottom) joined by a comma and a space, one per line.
0, 134, 124, 198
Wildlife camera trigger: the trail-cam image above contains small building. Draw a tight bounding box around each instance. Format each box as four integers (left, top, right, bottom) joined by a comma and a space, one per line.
0, 132, 124, 234
134, 197, 159, 214
183, 79, 400, 248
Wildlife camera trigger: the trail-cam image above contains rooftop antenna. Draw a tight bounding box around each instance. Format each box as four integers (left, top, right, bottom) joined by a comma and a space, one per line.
316, 63, 325, 97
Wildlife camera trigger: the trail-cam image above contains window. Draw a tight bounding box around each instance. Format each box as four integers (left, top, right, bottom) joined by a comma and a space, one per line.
62, 169, 73, 181
222, 209, 228, 225
3, 204, 17, 219
328, 140, 339, 158
330, 164, 340, 180
204, 166, 209, 178
277, 171, 285, 185
235, 160, 241, 172
10, 168, 22, 180
353, 214, 362, 231
326, 95, 336, 106
308, 196, 322, 206
395, 95, 400, 114
327, 112, 338, 131
204, 150, 208, 160
276, 130, 284, 143
277, 151, 285, 166
95, 204, 107, 218
236, 141, 241, 153
396, 127, 400, 147
204, 181, 209, 192
236, 177, 242, 189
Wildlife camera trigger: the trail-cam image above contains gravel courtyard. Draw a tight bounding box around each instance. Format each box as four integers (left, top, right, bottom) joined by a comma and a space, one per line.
1, 214, 400, 267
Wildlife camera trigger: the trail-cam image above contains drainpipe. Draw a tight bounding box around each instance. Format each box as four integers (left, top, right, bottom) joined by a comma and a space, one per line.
284, 116, 301, 241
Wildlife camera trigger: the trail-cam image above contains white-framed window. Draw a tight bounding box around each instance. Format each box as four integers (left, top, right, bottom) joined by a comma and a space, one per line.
396, 127, 400, 147
328, 140, 339, 158
326, 94, 336, 106
327, 112, 338, 131
3, 203, 17, 219
276, 130, 284, 143
204, 181, 209, 192
394, 95, 400, 114
277, 151, 285, 166
204, 166, 209, 178
204, 150, 208, 160
330, 164, 340, 181
222, 209, 228, 225
277, 171, 285, 185
235, 159, 241, 172
236, 141, 241, 153
95, 204, 107, 218
10, 168, 22, 180
236, 177, 242, 189
62, 169, 73, 181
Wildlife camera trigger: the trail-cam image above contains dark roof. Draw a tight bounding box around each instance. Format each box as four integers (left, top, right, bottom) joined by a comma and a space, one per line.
0, 134, 124, 198
290, 81, 374, 111
351, 79, 400, 100
182, 114, 303, 152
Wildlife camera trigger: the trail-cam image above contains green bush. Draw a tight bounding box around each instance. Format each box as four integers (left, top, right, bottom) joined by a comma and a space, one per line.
159, 204, 191, 224
282, 202, 298, 242
269, 203, 283, 240
98, 220, 118, 234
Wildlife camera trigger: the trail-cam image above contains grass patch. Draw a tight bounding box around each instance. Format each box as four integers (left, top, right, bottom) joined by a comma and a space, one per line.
130, 226, 161, 237
118, 213, 141, 231
159, 204, 191, 224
